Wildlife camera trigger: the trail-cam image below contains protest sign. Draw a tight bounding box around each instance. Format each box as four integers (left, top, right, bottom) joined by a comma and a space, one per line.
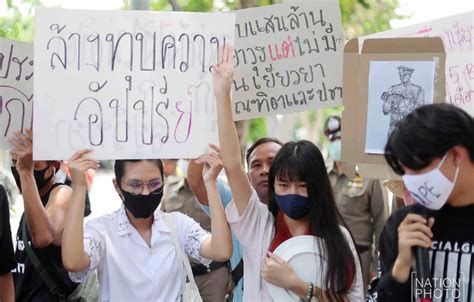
0, 38, 34, 150
363, 11, 474, 116
232, 0, 344, 120
341, 37, 446, 180
34, 8, 235, 160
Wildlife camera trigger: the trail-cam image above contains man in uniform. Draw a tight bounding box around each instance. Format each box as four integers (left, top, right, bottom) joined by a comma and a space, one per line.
381, 65, 424, 136
160, 159, 230, 302
325, 116, 389, 293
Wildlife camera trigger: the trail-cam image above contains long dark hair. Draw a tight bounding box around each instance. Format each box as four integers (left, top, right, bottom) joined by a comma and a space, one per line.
267, 140, 356, 297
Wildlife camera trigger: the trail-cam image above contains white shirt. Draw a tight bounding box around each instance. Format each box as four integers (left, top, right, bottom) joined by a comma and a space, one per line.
70, 206, 211, 301
225, 189, 364, 301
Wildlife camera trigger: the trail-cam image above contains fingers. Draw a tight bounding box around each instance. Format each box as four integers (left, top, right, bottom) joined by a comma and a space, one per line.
208, 152, 222, 163
70, 159, 100, 173
400, 229, 432, 245
8, 140, 30, 159
69, 149, 93, 161
399, 221, 433, 238
209, 144, 221, 154
210, 64, 217, 73
221, 45, 227, 65
16, 131, 32, 147
427, 217, 435, 228
224, 44, 234, 65
213, 44, 234, 72
400, 236, 432, 249
261, 260, 269, 280
401, 214, 428, 225
398, 214, 435, 250
261, 256, 273, 273
267, 252, 284, 264
196, 153, 221, 167
71, 156, 99, 168
10, 150, 18, 160
69, 150, 98, 174
9, 131, 31, 145
72, 162, 99, 172
8, 136, 27, 150
73, 157, 99, 166
218, 45, 224, 65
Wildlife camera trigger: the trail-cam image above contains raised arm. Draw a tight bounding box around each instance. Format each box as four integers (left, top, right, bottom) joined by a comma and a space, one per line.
61, 150, 99, 272
9, 129, 71, 248
197, 151, 233, 261
187, 159, 209, 206
212, 45, 252, 216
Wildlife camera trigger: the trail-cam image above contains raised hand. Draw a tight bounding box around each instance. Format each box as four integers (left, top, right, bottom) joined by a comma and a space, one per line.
68, 150, 99, 187
195, 147, 223, 184
212, 44, 234, 99
9, 129, 34, 172
261, 252, 298, 289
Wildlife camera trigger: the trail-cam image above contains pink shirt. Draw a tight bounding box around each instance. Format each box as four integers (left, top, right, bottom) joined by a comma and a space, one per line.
225, 189, 364, 301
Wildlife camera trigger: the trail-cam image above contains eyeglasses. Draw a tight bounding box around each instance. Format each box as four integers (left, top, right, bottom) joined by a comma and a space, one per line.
123, 179, 163, 195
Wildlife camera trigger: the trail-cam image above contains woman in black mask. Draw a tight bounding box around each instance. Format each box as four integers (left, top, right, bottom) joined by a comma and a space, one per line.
8, 129, 78, 301
61, 149, 233, 301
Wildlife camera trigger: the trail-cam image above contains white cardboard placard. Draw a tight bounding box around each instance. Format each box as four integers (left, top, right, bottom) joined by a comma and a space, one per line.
0, 38, 34, 150
34, 8, 235, 160
232, 0, 344, 120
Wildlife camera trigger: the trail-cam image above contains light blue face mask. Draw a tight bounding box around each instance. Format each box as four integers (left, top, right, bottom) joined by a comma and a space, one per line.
328, 139, 341, 161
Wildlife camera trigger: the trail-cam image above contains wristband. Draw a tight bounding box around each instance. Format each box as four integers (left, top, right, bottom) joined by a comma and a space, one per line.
306, 282, 314, 302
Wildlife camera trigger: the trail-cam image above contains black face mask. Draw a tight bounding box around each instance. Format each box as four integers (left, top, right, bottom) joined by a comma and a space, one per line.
120, 186, 164, 219
11, 165, 54, 193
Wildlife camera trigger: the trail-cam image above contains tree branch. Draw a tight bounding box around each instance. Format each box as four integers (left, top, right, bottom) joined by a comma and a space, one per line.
168, 0, 181, 11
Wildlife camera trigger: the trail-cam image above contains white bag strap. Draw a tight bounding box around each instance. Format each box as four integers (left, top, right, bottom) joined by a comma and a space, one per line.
163, 213, 200, 294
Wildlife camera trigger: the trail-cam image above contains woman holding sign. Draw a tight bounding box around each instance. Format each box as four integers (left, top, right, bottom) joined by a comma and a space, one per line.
61, 150, 233, 301
212, 44, 363, 301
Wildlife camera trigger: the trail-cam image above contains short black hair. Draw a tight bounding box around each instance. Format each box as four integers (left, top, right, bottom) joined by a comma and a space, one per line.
114, 159, 164, 183
385, 104, 474, 175
245, 137, 283, 166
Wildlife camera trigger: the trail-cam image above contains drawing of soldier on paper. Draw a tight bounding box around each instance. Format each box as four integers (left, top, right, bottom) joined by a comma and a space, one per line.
381, 65, 425, 136
365, 61, 435, 154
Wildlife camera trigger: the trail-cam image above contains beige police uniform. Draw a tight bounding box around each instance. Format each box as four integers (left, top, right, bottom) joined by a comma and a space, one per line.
327, 161, 388, 293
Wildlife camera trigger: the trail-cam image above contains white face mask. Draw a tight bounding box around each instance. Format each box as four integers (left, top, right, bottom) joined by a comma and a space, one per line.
402, 153, 459, 210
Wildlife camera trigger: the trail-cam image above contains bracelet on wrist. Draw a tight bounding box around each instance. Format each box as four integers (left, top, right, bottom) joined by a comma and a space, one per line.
306, 282, 314, 302
314, 286, 322, 300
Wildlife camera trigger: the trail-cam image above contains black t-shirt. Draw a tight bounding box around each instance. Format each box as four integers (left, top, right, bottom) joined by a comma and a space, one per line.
0, 185, 16, 274
366, 203, 474, 301
63, 176, 91, 217
13, 183, 78, 302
